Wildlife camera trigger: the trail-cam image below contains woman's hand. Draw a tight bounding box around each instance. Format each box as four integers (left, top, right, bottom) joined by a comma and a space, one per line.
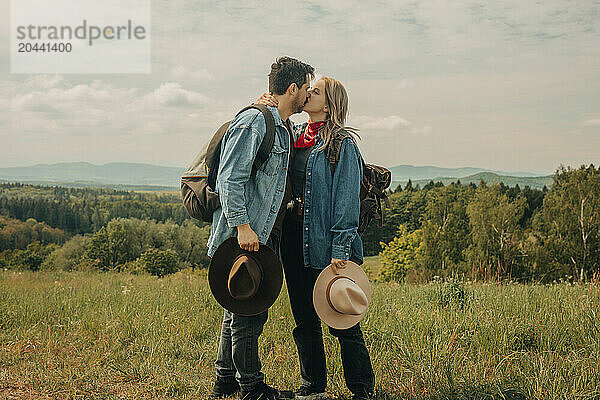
255, 93, 278, 107
330, 258, 347, 275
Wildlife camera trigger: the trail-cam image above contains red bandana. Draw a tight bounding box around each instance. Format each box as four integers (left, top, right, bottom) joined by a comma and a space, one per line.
294, 121, 325, 148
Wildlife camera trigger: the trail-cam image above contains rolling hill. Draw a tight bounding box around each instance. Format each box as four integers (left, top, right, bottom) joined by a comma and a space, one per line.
0, 162, 553, 191
388, 165, 548, 182
0, 162, 184, 189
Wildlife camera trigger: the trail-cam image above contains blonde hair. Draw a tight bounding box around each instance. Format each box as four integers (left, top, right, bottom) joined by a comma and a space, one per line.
318, 76, 360, 151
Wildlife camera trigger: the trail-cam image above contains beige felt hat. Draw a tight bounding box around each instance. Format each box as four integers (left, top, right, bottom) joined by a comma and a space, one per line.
313, 261, 371, 330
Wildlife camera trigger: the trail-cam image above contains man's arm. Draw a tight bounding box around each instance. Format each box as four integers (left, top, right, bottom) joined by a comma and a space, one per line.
216, 112, 266, 251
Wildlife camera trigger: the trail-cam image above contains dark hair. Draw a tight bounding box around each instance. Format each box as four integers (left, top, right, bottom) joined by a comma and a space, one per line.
268, 56, 314, 95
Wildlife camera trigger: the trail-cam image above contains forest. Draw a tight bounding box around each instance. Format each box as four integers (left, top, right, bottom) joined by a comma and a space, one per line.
1, 164, 598, 283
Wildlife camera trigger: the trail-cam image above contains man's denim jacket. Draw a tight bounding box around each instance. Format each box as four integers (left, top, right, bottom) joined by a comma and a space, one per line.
300, 127, 364, 269
207, 106, 290, 258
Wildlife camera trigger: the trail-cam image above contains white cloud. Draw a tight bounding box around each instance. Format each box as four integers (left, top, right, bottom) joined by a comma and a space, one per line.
352, 115, 412, 130
11, 94, 60, 114
21, 75, 67, 91
411, 126, 432, 135
396, 79, 415, 89
11, 81, 132, 115
1, 77, 222, 143
170, 65, 214, 82
146, 82, 210, 107
583, 118, 600, 126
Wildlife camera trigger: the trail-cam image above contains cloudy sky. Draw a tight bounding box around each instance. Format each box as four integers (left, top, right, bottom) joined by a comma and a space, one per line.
1, 0, 599, 173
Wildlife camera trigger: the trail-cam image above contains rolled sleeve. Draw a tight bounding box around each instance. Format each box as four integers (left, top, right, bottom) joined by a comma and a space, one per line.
331, 243, 353, 260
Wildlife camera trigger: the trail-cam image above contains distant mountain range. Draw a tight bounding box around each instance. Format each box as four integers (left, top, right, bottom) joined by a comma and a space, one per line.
0, 162, 554, 191
389, 165, 553, 190
0, 162, 185, 188
388, 165, 548, 181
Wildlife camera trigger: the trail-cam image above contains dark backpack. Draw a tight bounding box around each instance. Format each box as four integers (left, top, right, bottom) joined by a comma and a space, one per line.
327, 131, 392, 235
181, 104, 276, 222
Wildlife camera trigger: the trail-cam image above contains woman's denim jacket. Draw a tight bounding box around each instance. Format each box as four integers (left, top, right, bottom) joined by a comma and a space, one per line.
300, 125, 364, 269
207, 106, 290, 258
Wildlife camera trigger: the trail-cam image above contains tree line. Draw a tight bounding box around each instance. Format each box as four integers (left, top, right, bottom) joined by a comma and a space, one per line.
0, 217, 210, 276
1, 164, 598, 282
0, 184, 190, 234
0, 184, 207, 275
377, 165, 599, 283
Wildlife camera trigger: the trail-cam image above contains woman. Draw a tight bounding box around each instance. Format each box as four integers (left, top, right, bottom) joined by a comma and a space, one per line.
259, 77, 375, 400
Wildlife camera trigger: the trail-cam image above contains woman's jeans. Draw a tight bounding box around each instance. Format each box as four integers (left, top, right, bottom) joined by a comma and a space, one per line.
214, 233, 280, 392
280, 212, 375, 395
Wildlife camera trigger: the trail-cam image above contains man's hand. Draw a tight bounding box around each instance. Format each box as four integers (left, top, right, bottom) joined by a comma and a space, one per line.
255, 93, 278, 107
330, 258, 347, 275
237, 223, 260, 252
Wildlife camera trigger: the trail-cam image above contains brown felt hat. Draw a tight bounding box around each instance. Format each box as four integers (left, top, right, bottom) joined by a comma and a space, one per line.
313, 261, 371, 330
208, 237, 283, 316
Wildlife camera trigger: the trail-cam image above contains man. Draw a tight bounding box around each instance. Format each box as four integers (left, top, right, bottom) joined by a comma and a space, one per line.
207, 56, 314, 400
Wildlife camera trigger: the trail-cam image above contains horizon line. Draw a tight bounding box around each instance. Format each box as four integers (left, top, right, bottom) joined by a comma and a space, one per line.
0, 160, 557, 175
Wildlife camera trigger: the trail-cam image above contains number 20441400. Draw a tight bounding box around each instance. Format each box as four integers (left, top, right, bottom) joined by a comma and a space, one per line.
18, 42, 72, 52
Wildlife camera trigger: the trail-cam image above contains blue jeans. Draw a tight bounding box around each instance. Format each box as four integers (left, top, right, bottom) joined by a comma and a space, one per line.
214, 233, 280, 392
281, 212, 374, 395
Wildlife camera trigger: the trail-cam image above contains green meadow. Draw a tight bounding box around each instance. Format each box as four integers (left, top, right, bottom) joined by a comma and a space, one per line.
1, 269, 599, 400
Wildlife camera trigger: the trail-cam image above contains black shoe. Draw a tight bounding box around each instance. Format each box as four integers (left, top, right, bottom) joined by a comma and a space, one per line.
295, 386, 328, 400
209, 377, 240, 399
240, 383, 294, 400
352, 392, 374, 400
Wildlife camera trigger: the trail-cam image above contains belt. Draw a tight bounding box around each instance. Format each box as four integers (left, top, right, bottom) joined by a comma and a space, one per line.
288, 197, 304, 217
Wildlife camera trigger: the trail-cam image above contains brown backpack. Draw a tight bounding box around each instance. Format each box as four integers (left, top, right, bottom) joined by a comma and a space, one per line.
181, 105, 276, 222
327, 131, 392, 235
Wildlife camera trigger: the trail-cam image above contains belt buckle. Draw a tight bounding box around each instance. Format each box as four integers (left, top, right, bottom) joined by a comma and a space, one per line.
294, 197, 304, 216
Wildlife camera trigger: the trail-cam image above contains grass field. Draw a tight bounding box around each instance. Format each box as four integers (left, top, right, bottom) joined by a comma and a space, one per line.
1, 270, 599, 400
362, 256, 381, 278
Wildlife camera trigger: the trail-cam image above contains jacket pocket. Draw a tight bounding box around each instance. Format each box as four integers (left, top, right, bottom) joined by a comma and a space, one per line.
257, 145, 286, 177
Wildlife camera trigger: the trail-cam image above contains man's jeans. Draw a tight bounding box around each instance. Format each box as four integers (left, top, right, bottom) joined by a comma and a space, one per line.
280, 212, 375, 395
214, 233, 280, 392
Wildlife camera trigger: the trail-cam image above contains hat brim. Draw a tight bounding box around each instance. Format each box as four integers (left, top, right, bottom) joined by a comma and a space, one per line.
209, 237, 283, 316
313, 261, 371, 330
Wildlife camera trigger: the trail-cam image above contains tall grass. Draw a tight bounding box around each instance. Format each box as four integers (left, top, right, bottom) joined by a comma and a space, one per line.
1, 270, 599, 399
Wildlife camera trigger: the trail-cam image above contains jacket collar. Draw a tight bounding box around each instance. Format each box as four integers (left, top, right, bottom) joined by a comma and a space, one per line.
267, 105, 286, 128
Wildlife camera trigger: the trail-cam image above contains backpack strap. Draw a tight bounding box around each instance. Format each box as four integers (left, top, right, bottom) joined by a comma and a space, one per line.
327, 129, 363, 176
207, 105, 276, 189
235, 104, 276, 175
